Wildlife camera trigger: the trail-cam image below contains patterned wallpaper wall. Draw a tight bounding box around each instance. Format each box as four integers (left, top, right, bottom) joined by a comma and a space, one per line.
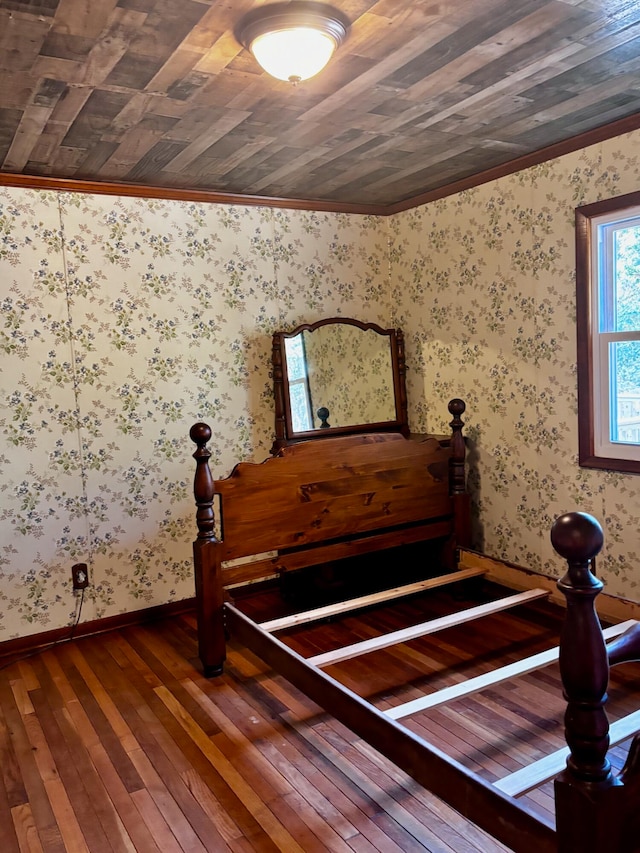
391, 129, 640, 599
0, 191, 389, 641
3, 127, 640, 643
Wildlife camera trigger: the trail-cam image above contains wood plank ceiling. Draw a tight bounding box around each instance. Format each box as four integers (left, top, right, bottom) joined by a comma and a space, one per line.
2, 0, 640, 210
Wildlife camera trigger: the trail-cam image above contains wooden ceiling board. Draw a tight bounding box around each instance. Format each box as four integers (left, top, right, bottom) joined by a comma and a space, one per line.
51, 0, 121, 40
2, 0, 640, 209
70, 140, 123, 177
0, 14, 49, 71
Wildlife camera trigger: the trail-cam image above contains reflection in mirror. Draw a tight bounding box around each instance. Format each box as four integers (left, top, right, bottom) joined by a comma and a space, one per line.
284, 324, 395, 432
271, 318, 409, 451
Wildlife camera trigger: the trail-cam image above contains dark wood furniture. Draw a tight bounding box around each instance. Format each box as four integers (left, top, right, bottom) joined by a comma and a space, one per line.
189, 405, 640, 853
551, 512, 640, 853
191, 397, 470, 675
271, 317, 408, 452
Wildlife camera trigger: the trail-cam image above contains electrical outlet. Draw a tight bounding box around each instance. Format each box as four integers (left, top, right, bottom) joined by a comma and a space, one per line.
71, 563, 89, 590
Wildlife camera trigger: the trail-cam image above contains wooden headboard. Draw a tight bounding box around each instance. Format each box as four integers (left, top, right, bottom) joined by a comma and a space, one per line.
190, 399, 470, 675
228, 432, 451, 546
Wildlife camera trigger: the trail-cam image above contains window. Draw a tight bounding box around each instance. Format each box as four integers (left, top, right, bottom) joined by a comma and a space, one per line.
576, 190, 640, 473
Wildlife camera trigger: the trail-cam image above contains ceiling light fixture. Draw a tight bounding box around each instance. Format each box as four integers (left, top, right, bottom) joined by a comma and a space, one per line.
236, 2, 349, 84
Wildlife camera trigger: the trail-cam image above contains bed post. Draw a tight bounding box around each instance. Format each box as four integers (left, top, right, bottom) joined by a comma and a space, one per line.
190, 422, 226, 677
551, 512, 628, 852
448, 398, 470, 552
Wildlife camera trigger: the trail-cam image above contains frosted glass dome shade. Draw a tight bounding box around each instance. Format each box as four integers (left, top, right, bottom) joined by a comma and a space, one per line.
236, 3, 349, 84
251, 27, 336, 82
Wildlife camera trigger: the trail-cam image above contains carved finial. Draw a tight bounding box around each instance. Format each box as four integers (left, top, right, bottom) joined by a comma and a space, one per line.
551, 512, 603, 566
190, 421, 212, 447
190, 422, 216, 540
317, 406, 330, 429
448, 398, 466, 420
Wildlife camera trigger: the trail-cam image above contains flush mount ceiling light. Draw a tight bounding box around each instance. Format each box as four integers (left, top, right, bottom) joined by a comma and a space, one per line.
236, 2, 350, 84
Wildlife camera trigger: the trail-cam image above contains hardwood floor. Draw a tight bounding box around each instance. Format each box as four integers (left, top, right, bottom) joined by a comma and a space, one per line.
0, 584, 637, 852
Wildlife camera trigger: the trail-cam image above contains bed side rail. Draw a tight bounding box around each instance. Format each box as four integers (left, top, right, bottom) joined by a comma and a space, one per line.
226, 602, 557, 853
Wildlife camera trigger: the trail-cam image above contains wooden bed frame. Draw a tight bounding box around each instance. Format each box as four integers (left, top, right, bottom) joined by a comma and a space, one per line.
189, 400, 640, 853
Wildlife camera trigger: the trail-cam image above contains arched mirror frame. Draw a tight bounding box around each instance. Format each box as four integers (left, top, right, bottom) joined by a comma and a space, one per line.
271, 317, 409, 452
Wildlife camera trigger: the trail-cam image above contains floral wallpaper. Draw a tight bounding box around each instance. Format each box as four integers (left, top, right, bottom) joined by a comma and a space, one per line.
2, 127, 640, 643
391, 129, 640, 599
0, 192, 388, 640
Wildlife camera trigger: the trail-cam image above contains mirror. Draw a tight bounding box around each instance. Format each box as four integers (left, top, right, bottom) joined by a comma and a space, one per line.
272, 318, 409, 451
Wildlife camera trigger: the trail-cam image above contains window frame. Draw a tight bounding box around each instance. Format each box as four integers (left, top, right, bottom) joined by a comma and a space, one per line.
576, 189, 640, 474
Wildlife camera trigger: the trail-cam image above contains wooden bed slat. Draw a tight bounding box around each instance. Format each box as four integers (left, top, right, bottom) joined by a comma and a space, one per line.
307, 589, 550, 668
258, 567, 487, 632
495, 706, 640, 798
385, 619, 638, 721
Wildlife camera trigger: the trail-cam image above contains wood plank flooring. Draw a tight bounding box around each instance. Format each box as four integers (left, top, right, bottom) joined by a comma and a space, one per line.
0, 582, 637, 852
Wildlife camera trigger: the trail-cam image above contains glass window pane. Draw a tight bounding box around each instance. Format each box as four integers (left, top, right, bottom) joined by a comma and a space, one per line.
613, 223, 640, 332
610, 340, 640, 445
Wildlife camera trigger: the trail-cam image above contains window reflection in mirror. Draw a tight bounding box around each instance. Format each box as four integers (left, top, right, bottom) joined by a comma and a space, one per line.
284, 334, 313, 432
